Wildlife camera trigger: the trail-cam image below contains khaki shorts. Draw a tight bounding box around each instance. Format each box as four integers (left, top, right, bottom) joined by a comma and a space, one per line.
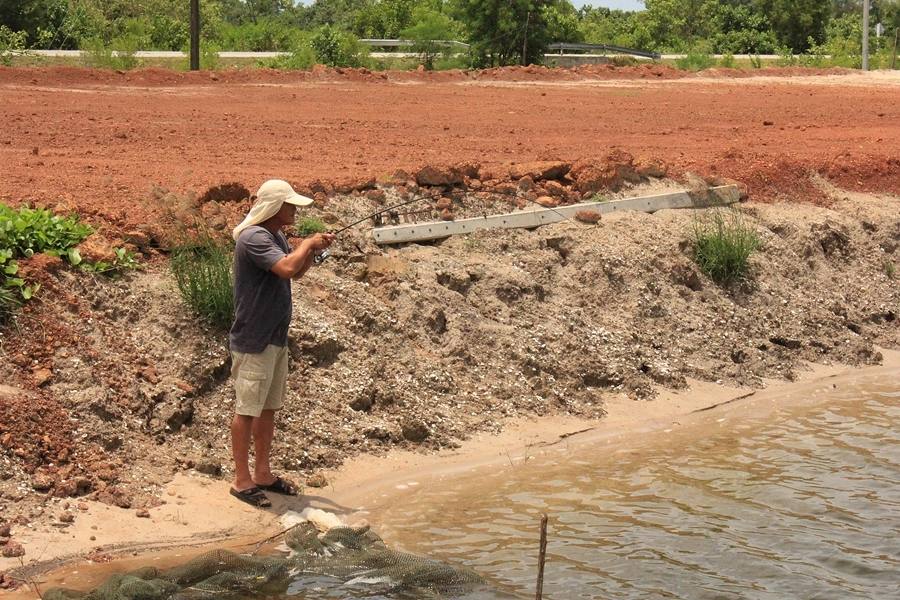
231, 344, 288, 417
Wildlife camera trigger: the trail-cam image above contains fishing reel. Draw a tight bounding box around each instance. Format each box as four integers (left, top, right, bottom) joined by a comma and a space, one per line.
313, 249, 330, 264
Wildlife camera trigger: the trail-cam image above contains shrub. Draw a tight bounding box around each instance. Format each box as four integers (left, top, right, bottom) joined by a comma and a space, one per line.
217, 19, 302, 52
262, 36, 317, 70
296, 217, 327, 237
675, 43, 715, 71
719, 53, 736, 68
749, 54, 763, 69
170, 236, 234, 330
775, 45, 797, 67
80, 34, 140, 70
0, 25, 27, 66
691, 210, 760, 285
608, 55, 638, 67
310, 25, 368, 68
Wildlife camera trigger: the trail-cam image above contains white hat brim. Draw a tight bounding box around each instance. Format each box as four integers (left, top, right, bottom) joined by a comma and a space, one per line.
284, 192, 314, 207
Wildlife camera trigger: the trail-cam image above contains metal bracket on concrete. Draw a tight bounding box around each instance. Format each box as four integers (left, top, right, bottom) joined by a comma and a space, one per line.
372, 185, 739, 245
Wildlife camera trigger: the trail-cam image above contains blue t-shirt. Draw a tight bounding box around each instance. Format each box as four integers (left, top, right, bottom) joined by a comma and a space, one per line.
229, 226, 291, 353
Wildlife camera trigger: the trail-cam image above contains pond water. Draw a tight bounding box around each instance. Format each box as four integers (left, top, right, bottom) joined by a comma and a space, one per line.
371, 375, 900, 599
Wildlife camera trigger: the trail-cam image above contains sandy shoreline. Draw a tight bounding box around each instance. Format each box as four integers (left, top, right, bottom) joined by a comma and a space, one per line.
5, 348, 898, 594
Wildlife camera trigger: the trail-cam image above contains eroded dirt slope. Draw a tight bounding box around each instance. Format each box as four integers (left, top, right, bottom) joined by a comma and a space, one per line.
1, 188, 897, 561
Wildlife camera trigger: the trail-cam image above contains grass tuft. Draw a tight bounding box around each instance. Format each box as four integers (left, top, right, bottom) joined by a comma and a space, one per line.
691, 209, 760, 285
296, 217, 327, 237
170, 236, 234, 330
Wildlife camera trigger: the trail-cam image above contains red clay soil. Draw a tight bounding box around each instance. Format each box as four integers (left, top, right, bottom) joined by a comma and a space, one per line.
0, 65, 897, 232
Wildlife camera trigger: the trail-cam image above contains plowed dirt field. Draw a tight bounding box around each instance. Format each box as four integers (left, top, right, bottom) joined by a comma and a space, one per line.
1, 66, 898, 231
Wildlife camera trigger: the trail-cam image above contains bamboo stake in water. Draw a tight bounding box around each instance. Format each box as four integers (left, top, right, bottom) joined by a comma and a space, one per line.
536, 513, 548, 600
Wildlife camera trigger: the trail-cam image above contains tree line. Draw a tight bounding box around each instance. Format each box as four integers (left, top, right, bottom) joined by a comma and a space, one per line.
1, 1, 898, 68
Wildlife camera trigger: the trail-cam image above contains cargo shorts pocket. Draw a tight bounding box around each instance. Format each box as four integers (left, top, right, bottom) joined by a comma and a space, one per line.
235, 370, 267, 416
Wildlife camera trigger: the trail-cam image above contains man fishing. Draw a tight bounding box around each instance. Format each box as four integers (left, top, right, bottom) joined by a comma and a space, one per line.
229, 179, 335, 507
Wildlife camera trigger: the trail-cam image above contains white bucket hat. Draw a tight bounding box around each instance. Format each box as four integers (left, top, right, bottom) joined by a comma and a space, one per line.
232, 179, 314, 241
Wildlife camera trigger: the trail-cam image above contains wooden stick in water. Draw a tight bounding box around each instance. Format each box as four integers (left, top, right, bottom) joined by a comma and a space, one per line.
536, 513, 548, 600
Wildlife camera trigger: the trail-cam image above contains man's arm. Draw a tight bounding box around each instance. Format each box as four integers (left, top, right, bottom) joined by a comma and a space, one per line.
291, 248, 315, 280
270, 233, 334, 280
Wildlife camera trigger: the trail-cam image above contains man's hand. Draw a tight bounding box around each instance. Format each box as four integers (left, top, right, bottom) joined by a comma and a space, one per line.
271, 233, 336, 280
309, 233, 336, 250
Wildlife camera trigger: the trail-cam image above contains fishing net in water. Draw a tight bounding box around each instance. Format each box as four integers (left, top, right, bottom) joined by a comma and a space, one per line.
42, 523, 497, 600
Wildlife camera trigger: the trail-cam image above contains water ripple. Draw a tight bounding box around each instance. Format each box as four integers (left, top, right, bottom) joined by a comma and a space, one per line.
377, 379, 900, 599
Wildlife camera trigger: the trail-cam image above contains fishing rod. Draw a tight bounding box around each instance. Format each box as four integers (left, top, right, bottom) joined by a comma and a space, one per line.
313, 186, 580, 264
313, 189, 446, 263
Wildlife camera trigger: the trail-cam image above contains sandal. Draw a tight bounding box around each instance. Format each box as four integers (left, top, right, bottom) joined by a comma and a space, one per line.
230, 486, 272, 508
255, 476, 299, 496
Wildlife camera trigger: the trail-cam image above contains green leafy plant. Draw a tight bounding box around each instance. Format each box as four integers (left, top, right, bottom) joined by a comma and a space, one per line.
691, 209, 760, 285
749, 54, 763, 69
0, 249, 30, 324
0, 205, 93, 258
719, 53, 736, 68
0, 204, 93, 323
170, 236, 234, 330
81, 247, 140, 275
295, 217, 327, 237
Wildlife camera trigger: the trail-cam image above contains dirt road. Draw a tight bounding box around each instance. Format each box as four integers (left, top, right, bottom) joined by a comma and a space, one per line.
0, 66, 897, 229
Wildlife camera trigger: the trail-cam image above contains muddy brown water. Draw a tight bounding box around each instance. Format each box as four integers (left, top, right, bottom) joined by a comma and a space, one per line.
368, 374, 900, 599
33, 372, 899, 599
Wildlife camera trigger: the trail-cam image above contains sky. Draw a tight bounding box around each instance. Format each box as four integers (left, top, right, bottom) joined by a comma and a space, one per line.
572, 1, 645, 10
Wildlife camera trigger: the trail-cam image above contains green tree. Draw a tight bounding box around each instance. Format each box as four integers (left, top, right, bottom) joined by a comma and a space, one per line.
400, 5, 457, 68
219, 0, 298, 24
354, 0, 419, 38
578, 7, 652, 50
542, 0, 581, 42
296, 0, 372, 30
452, 0, 563, 66
709, 2, 777, 53
754, 0, 831, 51
310, 23, 368, 66
642, 0, 722, 51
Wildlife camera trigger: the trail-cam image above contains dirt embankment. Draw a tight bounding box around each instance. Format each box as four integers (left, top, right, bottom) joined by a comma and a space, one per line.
0, 174, 898, 573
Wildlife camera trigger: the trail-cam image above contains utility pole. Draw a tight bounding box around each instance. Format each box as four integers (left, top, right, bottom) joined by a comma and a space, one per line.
190, 0, 200, 71
862, 0, 870, 71
893, 27, 899, 70
522, 11, 530, 67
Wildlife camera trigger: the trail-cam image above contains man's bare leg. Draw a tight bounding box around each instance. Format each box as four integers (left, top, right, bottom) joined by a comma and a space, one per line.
252, 409, 276, 486
231, 414, 256, 491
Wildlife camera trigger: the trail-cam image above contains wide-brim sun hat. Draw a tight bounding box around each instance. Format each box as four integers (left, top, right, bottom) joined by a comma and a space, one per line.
233, 179, 313, 241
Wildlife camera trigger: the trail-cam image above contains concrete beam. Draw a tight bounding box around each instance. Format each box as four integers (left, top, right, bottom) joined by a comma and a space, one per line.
372, 185, 739, 245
